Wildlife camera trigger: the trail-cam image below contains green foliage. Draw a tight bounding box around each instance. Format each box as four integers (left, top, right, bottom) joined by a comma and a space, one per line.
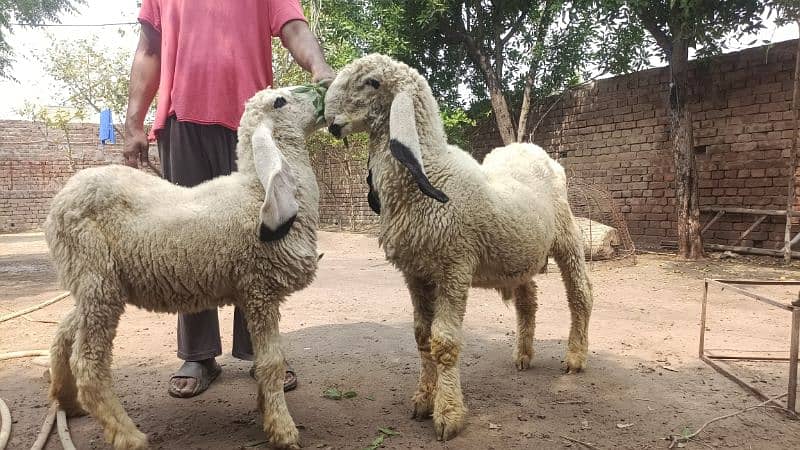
34, 34, 143, 126
322, 387, 357, 400
769, 0, 800, 25
364, 427, 401, 450
607, 1, 769, 60
0, 0, 84, 79
440, 106, 476, 149
16, 101, 86, 169
272, 0, 412, 88
368, 2, 610, 106
290, 82, 328, 124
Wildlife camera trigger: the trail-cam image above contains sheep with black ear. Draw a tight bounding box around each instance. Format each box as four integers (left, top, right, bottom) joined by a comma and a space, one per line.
44, 85, 325, 450
324, 54, 593, 441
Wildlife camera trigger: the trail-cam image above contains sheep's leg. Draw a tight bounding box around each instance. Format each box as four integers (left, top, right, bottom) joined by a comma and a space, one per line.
431, 279, 469, 441
244, 297, 299, 450
552, 220, 593, 373
513, 281, 538, 370
49, 308, 86, 417
405, 275, 437, 420
72, 293, 147, 449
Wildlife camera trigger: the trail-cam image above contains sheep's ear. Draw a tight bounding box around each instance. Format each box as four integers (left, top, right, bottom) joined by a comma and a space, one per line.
251, 122, 299, 242
366, 169, 381, 215
388, 92, 449, 203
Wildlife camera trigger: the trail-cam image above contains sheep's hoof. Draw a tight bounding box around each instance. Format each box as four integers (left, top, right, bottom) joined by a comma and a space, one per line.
270, 434, 301, 450
110, 428, 148, 450
410, 389, 434, 421
513, 348, 533, 370
564, 351, 587, 374
433, 407, 466, 441
267, 422, 301, 449
514, 355, 533, 370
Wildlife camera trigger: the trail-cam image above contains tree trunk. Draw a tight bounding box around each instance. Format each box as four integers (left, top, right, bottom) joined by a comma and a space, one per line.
785, 22, 800, 264
488, 83, 517, 145
516, 77, 534, 142
669, 38, 705, 259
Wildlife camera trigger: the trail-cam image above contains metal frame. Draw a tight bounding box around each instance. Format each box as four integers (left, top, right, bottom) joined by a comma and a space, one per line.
700, 278, 800, 414
699, 207, 800, 260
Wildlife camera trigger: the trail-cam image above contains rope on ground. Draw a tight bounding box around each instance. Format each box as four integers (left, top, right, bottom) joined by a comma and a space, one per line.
56, 408, 76, 450
0, 398, 11, 450
30, 404, 57, 450
0, 350, 49, 362
0, 292, 70, 323
667, 393, 788, 449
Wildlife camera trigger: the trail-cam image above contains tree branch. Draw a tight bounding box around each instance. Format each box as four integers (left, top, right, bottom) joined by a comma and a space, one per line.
637, 8, 672, 55
438, 15, 496, 88
517, 1, 555, 140
501, 10, 529, 46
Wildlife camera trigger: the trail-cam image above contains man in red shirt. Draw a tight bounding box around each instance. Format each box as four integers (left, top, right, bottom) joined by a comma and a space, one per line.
123, 0, 334, 399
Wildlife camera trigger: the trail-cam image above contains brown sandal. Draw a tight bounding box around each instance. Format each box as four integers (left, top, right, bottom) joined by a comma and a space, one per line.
168, 360, 222, 398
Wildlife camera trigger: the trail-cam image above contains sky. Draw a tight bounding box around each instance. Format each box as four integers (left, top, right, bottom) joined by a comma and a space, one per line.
0, 1, 797, 121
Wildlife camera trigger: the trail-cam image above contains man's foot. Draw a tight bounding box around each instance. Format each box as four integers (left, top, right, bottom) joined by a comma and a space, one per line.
249, 363, 298, 392
168, 359, 222, 398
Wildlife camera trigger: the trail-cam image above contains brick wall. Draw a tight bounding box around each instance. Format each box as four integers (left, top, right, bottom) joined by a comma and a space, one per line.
3, 40, 797, 244
0, 119, 376, 232
0, 120, 132, 231
311, 146, 379, 230
471, 39, 800, 249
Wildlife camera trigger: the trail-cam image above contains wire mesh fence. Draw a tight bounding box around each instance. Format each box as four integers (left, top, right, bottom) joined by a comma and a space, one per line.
566, 172, 637, 263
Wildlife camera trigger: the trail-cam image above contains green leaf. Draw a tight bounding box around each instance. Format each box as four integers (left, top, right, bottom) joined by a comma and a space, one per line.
378, 427, 400, 436
364, 433, 385, 450
322, 387, 342, 400
343, 390, 358, 399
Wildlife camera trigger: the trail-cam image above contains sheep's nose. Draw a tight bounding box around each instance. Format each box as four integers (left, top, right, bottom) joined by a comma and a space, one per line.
328, 123, 342, 138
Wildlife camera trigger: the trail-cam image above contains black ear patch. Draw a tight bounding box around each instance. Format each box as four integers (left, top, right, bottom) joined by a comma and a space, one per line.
273, 97, 287, 108
259, 215, 296, 242
365, 78, 380, 89
366, 170, 381, 215
388, 139, 449, 204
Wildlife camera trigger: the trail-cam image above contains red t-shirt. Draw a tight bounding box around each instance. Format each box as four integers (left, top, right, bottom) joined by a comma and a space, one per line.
138, 0, 307, 139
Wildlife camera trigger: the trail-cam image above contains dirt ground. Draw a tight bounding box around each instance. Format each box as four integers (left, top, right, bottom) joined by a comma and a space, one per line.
2, 230, 800, 450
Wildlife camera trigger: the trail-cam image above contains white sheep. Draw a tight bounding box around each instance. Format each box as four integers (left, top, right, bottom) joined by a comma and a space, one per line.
45, 86, 324, 450
324, 54, 593, 441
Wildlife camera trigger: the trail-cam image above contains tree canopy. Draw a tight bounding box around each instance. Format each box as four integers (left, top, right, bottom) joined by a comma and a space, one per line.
0, 0, 84, 79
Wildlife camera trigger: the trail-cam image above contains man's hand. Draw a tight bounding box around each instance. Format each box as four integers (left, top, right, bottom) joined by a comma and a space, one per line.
123, 128, 150, 168
312, 65, 335, 87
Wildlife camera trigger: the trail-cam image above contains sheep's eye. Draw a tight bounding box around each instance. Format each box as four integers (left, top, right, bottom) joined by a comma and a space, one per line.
273, 97, 287, 108
365, 78, 380, 89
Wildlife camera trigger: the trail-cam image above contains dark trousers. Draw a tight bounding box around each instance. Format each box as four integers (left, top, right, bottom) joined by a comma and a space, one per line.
158, 115, 254, 361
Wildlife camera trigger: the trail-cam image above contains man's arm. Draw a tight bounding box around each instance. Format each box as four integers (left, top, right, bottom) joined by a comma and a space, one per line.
123, 22, 161, 168
280, 19, 335, 83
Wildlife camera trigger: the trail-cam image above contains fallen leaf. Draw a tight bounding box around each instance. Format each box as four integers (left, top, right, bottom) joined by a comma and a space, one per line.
364, 434, 385, 450
617, 423, 634, 429
323, 387, 342, 400
489, 423, 502, 430
378, 427, 400, 436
